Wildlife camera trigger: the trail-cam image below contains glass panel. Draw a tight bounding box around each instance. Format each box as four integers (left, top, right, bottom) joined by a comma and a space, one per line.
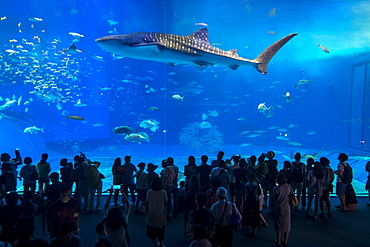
349, 64, 364, 149
0, 0, 368, 196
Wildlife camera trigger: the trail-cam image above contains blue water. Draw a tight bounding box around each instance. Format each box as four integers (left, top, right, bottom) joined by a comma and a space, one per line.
0, 0, 369, 193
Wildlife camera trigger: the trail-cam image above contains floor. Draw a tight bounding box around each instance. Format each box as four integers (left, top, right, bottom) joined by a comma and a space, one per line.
32, 196, 370, 247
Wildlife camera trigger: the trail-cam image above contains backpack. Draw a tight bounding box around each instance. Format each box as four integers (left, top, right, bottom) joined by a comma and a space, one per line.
291, 163, 304, 183
325, 166, 334, 184
244, 185, 259, 213
163, 166, 177, 190
259, 162, 269, 175
30, 166, 38, 181
341, 163, 353, 184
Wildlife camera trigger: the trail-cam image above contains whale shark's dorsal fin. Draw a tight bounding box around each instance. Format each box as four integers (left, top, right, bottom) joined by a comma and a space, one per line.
229, 49, 238, 56
188, 28, 209, 43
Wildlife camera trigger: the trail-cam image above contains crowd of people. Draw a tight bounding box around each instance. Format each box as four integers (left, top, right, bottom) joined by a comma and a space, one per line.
0, 148, 369, 247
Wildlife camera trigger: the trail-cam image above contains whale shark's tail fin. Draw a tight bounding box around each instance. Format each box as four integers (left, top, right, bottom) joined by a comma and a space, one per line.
253, 33, 298, 74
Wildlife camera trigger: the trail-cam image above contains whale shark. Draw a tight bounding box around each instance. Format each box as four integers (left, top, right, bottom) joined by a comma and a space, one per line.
96, 28, 297, 74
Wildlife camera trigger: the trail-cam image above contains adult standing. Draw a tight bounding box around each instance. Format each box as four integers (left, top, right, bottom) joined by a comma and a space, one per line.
162, 157, 179, 218
255, 155, 268, 208
146, 177, 168, 247
335, 153, 351, 212
112, 158, 124, 208
272, 173, 291, 246
60, 158, 74, 188
210, 160, 230, 190
210, 151, 224, 168
242, 173, 263, 238
37, 153, 51, 191
228, 154, 240, 203
19, 157, 38, 195
146, 163, 159, 189
211, 187, 241, 247
73, 155, 83, 200
306, 162, 324, 221
75, 158, 89, 210
135, 162, 148, 214
184, 156, 197, 192
84, 159, 103, 212
233, 158, 250, 212
319, 157, 334, 218
303, 158, 315, 210
339, 154, 357, 211
0, 149, 22, 192
195, 155, 212, 191
291, 152, 306, 210
121, 156, 137, 207
266, 151, 279, 212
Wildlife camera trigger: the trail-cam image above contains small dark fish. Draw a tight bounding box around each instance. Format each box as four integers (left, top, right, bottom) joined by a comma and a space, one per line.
318, 44, 330, 53
113, 125, 136, 135
148, 106, 160, 112
66, 115, 84, 120
62, 44, 83, 54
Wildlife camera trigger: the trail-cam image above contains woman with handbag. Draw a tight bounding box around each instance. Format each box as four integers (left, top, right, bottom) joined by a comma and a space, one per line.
272, 173, 291, 246
210, 187, 241, 247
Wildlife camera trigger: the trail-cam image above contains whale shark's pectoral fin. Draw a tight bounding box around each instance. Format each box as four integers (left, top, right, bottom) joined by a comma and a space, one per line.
194, 61, 214, 67
132, 42, 161, 54
193, 64, 206, 71
193, 61, 214, 71
166, 62, 176, 66
228, 65, 240, 70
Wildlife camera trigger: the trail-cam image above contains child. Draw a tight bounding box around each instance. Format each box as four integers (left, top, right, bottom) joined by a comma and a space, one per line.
94, 222, 112, 247
178, 180, 186, 213
205, 178, 221, 209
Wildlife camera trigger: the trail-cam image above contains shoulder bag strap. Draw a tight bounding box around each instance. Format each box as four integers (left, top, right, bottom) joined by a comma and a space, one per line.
137, 171, 142, 180
288, 184, 293, 193
218, 201, 228, 226
217, 168, 224, 178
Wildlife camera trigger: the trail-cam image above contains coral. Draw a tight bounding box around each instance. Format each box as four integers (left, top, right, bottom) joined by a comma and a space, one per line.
178, 122, 223, 151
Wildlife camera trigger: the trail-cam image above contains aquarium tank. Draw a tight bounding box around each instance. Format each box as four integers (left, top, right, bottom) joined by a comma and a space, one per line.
0, 0, 369, 193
